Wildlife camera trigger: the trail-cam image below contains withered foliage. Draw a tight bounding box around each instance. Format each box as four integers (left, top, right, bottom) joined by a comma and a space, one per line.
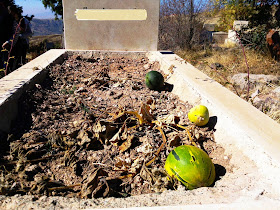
0, 54, 219, 198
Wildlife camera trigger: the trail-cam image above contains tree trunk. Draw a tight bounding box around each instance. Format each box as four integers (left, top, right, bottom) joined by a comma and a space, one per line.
186, 0, 194, 49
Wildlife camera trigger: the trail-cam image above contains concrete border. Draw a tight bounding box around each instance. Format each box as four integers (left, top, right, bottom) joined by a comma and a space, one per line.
0, 49, 67, 133
100, 200, 280, 210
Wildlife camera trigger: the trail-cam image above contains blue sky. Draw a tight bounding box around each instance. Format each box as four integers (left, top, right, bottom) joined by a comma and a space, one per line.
14, 0, 56, 19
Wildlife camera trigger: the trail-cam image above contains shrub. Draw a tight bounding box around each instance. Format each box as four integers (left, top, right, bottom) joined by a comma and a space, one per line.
237, 25, 269, 54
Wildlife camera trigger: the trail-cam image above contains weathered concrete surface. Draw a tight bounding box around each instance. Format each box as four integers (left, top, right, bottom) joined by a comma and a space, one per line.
62, 0, 160, 51
0, 49, 67, 133
212, 32, 228, 44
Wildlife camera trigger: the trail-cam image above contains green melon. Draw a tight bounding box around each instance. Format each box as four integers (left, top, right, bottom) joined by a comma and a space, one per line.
145, 71, 164, 90
165, 145, 215, 190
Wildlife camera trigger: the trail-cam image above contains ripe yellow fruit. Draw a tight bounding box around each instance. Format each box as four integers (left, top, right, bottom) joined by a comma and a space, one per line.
188, 105, 209, 126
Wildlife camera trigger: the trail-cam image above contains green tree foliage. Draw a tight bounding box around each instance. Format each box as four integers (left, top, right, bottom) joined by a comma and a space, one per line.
238, 25, 269, 53
213, 0, 279, 31
2, 0, 15, 7
42, 0, 63, 19
216, 0, 254, 31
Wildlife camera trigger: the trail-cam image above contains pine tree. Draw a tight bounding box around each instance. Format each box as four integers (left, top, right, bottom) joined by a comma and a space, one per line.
41, 0, 63, 19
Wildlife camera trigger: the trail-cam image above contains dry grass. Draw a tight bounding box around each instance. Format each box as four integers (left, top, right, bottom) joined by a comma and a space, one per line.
177, 46, 280, 77
29, 34, 63, 47
176, 46, 280, 89
26, 34, 63, 61
176, 46, 280, 123
269, 110, 280, 123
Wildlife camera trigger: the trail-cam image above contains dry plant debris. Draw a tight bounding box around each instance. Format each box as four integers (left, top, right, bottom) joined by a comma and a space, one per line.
0, 53, 229, 198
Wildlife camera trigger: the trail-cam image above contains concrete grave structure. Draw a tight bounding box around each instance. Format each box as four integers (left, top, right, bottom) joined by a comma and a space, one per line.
62, 0, 160, 51
233, 20, 249, 31
225, 30, 240, 45
212, 31, 228, 44
1, 49, 280, 208
1, 0, 280, 208
203, 23, 216, 32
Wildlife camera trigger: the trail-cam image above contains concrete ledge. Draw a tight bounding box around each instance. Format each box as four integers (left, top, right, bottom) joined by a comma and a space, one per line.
0, 49, 67, 133
107, 200, 280, 210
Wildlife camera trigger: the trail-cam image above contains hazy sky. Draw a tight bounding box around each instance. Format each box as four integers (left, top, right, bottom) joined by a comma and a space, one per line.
14, 0, 56, 19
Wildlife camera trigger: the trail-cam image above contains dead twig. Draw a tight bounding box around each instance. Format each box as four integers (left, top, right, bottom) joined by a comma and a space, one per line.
146, 123, 167, 167
4, 151, 65, 165
48, 183, 81, 192
176, 124, 197, 146
234, 30, 250, 100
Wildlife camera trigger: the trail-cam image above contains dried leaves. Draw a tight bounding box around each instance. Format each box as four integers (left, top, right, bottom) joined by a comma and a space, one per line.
81, 168, 108, 198
0, 54, 216, 198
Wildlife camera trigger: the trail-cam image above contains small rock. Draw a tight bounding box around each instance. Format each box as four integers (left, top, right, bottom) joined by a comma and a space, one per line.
144, 64, 150, 70
107, 91, 115, 96
112, 82, 122, 88
75, 87, 87, 93
35, 84, 42, 89
96, 97, 103, 102
273, 86, 280, 97
230, 73, 280, 89
72, 120, 84, 127
25, 164, 40, 173
210, 63, 224, 70
113, 93, 123, 99
39, 195, 48, 202
250, 89, 260, 98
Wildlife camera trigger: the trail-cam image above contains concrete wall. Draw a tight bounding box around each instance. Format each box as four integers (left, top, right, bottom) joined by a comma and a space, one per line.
203, 23, 216, 32
212, 32, 228, 44
233, 20, 249, 31
62, 0, 160, 51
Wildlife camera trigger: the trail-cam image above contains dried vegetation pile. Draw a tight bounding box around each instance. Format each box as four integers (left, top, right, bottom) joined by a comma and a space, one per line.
0, 53, 228, 198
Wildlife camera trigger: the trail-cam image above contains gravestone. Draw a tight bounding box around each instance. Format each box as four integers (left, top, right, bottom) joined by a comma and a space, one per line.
225, 30, 240, 45
212, 32, 228, 44
203, 23, 216, 32
62, 0, 160, 51
233, 20, 249, 31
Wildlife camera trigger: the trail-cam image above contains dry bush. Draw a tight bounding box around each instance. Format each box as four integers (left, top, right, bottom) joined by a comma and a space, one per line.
158, 0, 205, 50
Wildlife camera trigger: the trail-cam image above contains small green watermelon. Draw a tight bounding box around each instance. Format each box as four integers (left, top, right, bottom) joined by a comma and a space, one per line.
165, 145, 215, 190
145, 71, 164, 90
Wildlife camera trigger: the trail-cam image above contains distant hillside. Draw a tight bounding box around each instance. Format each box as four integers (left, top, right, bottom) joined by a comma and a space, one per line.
30, 18, 63, 36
